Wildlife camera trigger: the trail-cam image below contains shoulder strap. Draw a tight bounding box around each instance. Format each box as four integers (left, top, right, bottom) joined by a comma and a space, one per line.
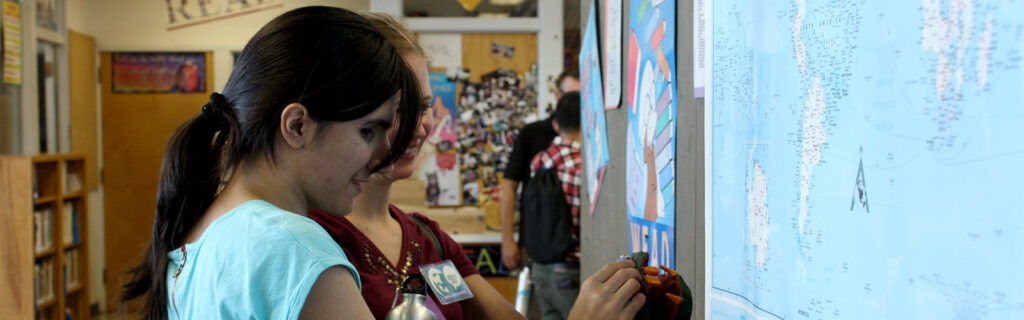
410, 215, 446, 259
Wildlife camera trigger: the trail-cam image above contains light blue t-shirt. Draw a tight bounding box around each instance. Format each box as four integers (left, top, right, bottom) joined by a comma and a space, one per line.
165, 200, 360, 319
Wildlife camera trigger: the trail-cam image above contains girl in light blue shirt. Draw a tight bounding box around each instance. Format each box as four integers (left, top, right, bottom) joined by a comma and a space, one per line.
119, 6, 426, 319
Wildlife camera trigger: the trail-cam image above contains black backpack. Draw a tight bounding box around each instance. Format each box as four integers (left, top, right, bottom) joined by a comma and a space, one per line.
521, 168, 574, 263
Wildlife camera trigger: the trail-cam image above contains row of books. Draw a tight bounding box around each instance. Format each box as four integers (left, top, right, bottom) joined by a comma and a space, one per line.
34, 208, 54, 253
34, 252, 81, 314
64, 249, 80, 288
30, 167, 84, 200
35, 202, 81, 254
33, 308, 76, 320
34, 259, 54, 306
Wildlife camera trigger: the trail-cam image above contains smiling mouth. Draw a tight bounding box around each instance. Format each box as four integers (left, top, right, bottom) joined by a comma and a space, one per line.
402, 141, 422, 158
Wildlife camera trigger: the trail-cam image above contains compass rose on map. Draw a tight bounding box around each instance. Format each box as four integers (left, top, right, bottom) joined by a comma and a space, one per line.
850, 146, 870, 213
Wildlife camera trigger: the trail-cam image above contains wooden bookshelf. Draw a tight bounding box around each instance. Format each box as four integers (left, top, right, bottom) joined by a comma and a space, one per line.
1, 154, 90, 320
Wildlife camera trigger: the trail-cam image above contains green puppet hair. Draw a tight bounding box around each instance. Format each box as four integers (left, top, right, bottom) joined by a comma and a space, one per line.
629, 251, 694, 320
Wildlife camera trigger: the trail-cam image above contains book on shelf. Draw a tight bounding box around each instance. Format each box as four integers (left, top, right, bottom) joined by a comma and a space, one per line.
65, 170, 83, 194
63, 249, 79, 288
73, 207, 79, 244
34, 208, 54, 253
62, 202, 79, 245
33, 170, 40, 200
34, 259, 54, 306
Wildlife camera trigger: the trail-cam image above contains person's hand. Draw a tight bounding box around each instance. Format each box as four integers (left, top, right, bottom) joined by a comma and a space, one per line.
501, 239, 521, 270
568, 259, 646, 320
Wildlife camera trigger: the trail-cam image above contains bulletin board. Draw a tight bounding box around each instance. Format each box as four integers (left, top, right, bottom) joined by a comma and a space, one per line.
390, 33, 539, 229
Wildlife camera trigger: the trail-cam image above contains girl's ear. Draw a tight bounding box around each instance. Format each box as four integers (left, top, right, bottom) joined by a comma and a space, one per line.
280, 103, 315, 149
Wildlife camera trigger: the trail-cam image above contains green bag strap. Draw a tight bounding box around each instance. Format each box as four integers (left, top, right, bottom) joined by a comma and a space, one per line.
410, 214, 446, 259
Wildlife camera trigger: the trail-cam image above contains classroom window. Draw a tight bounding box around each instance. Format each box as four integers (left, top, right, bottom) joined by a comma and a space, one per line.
37, 41, 59, 153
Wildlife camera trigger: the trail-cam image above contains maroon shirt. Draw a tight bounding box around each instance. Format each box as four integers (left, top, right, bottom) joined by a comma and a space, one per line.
309, 205, 479, 320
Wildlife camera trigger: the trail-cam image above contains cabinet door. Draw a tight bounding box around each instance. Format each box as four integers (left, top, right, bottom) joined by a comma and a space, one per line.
0, 156, 33, 319
100, 52, 213, 311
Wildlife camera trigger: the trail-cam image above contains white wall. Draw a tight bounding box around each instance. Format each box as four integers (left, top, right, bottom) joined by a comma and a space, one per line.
66, 0, 93, 35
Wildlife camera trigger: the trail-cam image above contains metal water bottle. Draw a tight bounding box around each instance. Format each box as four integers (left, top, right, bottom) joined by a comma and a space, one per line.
385, 273, 438, 320
514, 266, 532, 315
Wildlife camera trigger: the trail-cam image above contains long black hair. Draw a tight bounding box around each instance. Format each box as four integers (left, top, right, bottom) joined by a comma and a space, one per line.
120, 7, 422, 319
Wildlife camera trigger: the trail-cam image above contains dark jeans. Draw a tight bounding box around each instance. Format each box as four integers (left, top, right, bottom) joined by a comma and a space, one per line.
530, 262, 580, 320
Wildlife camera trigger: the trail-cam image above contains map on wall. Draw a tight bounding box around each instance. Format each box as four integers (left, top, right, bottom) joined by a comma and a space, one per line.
626, 0, 676, 268
711, 0, 1024, 318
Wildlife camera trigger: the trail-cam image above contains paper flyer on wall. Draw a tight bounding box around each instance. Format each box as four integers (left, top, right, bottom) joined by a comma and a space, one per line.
418, 33, 463, 72
581, 0, 610, 217
603, 0, 623, 109
3, 0, 22, 85
625, 0, 676, 268
693, 0, 710, 98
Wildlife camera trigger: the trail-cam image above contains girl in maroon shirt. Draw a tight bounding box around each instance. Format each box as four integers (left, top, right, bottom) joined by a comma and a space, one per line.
310, 13, 647, 320
308, 13, 522, 320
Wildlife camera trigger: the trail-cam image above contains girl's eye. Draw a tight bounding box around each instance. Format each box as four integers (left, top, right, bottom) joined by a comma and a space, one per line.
360, 128, 375, 141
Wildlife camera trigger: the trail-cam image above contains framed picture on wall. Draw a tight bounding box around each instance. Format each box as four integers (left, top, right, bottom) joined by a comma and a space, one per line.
36, 0, 59, 32
112, 52, 207, 94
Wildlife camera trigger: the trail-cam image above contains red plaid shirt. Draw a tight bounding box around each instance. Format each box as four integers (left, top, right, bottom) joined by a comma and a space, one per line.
530, 136, 582, 259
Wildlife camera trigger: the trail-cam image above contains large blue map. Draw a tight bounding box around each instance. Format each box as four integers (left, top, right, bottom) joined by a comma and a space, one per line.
711, 0, 1024, 318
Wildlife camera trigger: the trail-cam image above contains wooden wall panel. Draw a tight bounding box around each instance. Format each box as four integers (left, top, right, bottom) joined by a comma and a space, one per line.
68, 30, 99, 190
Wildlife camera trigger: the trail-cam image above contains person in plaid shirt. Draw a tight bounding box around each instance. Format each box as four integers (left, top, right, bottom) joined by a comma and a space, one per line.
528, 92, 582, 320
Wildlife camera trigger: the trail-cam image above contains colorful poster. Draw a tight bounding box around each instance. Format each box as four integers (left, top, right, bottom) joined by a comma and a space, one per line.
164, 0, 283, 31
422, 72, 461, 206
626, 0, 676, 268
581, 3, 610, 218
113, 53, 206, 93
428, 73, 458, 151
3, 0, 22, 85
603, 0, 623, 109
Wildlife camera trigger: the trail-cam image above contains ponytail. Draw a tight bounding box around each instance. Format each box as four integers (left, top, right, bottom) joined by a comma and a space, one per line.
121, 93, 231, 319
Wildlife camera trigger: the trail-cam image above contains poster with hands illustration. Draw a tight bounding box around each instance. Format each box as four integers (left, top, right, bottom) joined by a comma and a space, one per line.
625, 0, 676, 268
